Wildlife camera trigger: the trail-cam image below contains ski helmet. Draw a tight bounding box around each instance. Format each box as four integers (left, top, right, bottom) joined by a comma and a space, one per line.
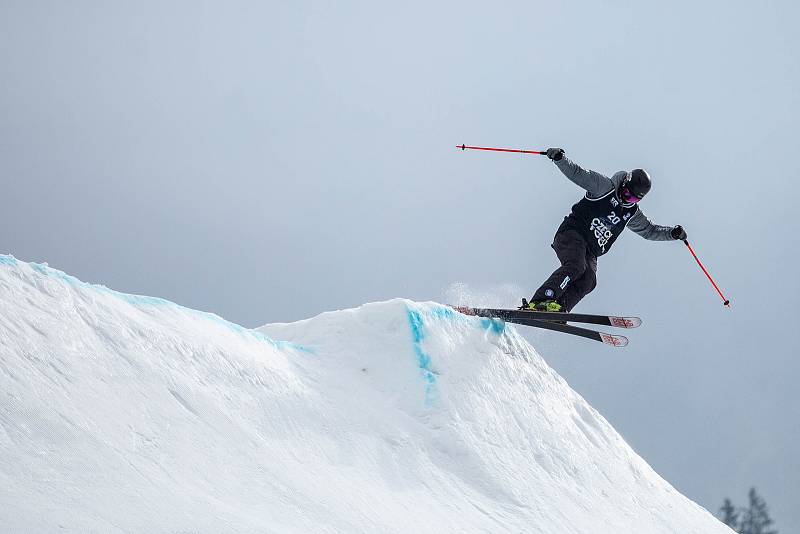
621, 168, 651, 201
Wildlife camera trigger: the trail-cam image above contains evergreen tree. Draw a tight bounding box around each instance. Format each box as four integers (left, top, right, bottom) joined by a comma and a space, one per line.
738, 487, 777, 534
719, 497, 740, 530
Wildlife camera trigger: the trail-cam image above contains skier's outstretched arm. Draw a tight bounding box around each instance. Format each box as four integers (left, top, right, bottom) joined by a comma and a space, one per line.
546, 149, 613, 198
627, 209, 680, 241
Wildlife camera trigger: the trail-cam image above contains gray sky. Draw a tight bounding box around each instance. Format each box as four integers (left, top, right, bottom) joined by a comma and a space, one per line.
2, 0, 798, 529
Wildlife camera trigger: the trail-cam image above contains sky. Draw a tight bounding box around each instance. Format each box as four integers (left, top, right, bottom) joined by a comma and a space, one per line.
1, 0, 798, 530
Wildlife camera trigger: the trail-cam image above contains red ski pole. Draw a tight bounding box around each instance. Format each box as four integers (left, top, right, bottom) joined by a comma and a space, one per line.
683, 239, 731, 307
456, 144, 547, 155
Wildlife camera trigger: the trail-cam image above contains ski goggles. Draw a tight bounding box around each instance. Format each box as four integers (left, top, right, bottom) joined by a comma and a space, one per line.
620, 187, 643, 204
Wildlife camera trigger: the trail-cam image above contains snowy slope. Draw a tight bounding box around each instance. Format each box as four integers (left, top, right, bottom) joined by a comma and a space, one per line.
0, 256, 731, 533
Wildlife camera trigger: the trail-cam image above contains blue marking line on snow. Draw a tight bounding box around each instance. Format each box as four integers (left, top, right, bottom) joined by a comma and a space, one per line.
192, 310, 314, 354
405, 308, 438, 404
15, 258, 311, 354
428, 305, 458, 321
480, 317, 506, 335
430, 303, 505, 335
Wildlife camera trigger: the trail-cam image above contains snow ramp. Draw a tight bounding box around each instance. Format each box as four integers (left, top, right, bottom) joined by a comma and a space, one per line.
0, 256, 731, 533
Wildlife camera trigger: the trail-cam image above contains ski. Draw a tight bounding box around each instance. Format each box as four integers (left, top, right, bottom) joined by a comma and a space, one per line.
507, 316, 628, 347
451, 306, 630, 347
452, 306, 641, 329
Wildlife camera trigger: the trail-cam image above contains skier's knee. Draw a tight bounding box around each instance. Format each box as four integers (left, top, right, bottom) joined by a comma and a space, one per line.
584, 274, 597, 294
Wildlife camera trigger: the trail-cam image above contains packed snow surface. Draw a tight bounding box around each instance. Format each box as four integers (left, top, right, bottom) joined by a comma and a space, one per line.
0, 256, 731, 533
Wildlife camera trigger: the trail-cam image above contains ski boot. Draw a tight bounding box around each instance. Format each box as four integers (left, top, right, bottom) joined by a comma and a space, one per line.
520, 298, 563, 313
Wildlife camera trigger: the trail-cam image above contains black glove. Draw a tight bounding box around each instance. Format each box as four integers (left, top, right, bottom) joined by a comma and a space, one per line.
670, 225, 687, 240
546, 147, 565, 161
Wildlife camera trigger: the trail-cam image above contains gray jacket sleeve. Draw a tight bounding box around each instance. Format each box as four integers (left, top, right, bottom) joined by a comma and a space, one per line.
627, 209, 675, 241
554, 157, 614, 198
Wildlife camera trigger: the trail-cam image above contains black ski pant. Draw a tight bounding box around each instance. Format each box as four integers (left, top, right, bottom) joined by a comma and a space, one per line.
531, 229, 598, 312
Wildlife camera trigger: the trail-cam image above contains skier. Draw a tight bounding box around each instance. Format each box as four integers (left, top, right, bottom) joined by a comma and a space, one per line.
527, 148, 687, 313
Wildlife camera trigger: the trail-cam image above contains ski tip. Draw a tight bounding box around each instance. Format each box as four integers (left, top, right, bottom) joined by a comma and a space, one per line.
600, 333, 629, 348
609, 316, 642, 329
